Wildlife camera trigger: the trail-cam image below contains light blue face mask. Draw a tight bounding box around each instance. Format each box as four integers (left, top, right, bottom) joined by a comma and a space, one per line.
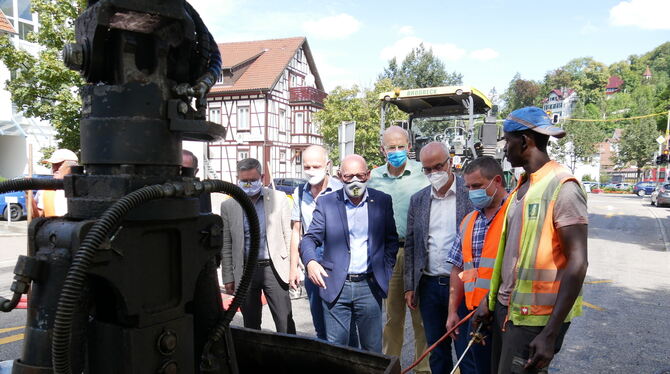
468, 179, 496, 209
387, 150, 408, 168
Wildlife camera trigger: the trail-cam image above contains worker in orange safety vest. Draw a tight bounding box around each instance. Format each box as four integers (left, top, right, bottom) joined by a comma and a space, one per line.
445, 156, 509, 374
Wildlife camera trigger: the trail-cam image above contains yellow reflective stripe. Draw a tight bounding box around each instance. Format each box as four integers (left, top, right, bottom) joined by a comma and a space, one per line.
517, 268, 562, 282
511, 292, 558, 306
478, 257, 496, 269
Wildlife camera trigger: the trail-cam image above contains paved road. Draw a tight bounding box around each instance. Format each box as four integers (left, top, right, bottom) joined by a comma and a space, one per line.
1, 193, 669, 373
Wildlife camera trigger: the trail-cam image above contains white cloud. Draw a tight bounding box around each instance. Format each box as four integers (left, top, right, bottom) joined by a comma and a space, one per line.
398, 25, 414, 36
302, 13, 361, 40
610, 0, 670, 30
380, 36, 466, 62
469, 48, 500, 61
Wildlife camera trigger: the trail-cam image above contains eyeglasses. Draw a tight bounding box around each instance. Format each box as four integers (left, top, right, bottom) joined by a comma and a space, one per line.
384, 145, 407, 152
422, 159, 450, 174
340, 172, 369, 182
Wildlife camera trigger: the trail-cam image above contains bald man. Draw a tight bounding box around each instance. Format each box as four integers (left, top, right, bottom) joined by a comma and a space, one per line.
405, 142, 475, 374
300, 154, 398, 352
368, 126, 430, 371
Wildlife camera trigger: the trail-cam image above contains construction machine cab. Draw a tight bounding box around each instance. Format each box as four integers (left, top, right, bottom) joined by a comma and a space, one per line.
379, 86, 502, 169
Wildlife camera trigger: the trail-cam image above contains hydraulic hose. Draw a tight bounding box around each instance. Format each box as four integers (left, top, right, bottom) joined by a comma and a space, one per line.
50, 180, 260, 374
0, 292, 22, 312
184, 2, 222, 94
0, 177, 64, 194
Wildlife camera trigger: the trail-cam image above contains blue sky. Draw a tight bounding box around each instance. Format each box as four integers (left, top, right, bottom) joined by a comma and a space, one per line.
190, 0, 670, 98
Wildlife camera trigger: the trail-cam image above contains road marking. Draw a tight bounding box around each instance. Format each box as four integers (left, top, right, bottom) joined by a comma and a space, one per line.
584, 280, 613, 284
0, 326, 23, 334
0, 333, 24, 345
646, 206, 670, 252
583, 301, 605, 311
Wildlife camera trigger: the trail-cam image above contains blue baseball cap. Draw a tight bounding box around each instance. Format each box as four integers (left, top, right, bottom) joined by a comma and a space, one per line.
503, 107, 566, 138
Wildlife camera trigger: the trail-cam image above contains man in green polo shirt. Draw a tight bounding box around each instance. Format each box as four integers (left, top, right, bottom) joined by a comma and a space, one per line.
368, 125, 430, 374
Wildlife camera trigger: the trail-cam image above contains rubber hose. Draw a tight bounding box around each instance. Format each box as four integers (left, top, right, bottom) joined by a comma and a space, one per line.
199, 179, 260, 367
0, 292, 22, 312
51, 184, 170, 374
0, 178, 63, 194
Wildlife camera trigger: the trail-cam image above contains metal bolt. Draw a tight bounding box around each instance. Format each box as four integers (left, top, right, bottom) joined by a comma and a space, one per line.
63, 43, 84, 71
178, 101, 189, 114
157, 330, 177, 355
158, 361, 178, 374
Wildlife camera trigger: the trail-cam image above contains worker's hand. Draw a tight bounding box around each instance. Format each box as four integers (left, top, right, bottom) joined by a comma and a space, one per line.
471, 297, 492, 333
525, 331, 556, 370
404, 291, 417, 310
306, 261, 328, 289
223, 282, 235, 295
445, 311, 461, 340
288, 266, 301, 290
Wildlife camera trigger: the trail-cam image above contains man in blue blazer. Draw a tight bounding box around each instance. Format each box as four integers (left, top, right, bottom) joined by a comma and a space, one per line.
300, 154, 399, 353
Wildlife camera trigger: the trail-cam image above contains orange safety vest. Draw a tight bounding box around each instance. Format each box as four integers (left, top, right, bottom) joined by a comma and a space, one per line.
42, 190, 57, 217
488, 160, 585, 326
459, 197, 511, 310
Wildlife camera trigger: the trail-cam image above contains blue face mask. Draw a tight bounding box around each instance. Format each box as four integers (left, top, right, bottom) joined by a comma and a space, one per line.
387, 150, 408, 168
468, 179, 496, 209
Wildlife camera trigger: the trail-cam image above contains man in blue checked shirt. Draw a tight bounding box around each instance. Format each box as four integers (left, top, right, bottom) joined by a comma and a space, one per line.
446, 156, 508, 374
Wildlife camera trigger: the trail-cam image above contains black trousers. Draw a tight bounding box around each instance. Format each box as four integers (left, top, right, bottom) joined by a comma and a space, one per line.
240, 261, 296, 334
492, 304, 570, 374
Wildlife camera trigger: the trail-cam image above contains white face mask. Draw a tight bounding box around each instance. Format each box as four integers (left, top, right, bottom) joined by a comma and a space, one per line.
304, 168, 326, 185
428, 171, 450, 191
238, 180, 262, 196
344, 177, 368, 198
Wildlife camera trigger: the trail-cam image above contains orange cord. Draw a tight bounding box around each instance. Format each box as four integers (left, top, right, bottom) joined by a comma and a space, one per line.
400, 310, 476, 374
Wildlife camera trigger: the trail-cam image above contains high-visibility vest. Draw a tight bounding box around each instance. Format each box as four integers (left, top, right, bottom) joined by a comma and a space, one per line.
459, 197, 511, 310
488, 160, 585, 326
42, 190, 57, 217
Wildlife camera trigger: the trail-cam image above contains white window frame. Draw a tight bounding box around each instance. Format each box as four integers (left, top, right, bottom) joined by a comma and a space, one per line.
208, 107, 221, 124
237, 106, 250, 130
295, 112, 304, 133
237, 150, 249, 160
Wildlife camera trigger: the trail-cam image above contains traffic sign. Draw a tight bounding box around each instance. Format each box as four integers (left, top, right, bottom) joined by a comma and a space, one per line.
656, 135, 665, 144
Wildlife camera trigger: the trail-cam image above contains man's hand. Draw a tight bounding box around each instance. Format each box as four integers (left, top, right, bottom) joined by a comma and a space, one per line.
306, 261, 328, 289
525, 331, 556, 370
404, 291, 417, 310
223, 282, 235, 295
446, 311, 461, 340
288, 266, 302, 290
471, 297, 492, 332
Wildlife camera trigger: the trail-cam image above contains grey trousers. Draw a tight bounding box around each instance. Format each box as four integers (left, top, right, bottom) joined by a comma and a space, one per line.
240, 262, 296, 334
492, 304, 569, 374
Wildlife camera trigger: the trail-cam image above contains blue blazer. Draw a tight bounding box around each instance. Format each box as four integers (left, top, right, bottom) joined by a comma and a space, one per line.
300, 188, 399, 304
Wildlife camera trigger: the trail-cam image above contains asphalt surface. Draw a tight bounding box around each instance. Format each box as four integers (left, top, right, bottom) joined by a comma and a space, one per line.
1, 193, 670, 373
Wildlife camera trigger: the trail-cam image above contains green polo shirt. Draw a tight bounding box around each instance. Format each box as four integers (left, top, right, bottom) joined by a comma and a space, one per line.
368, 160, 430, 239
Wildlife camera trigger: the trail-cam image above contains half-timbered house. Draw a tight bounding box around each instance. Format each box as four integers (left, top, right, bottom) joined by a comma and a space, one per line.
203, 36, 326, 184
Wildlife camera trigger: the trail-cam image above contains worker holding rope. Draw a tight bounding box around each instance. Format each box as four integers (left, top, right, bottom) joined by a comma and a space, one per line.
472, 107, 589, 373
445, 156, 509, 374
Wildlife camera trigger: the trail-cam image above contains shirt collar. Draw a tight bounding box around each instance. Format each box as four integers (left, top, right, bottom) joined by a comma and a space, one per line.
381, 160, 420, 179
431, 176, 457, 199
343, 189, 369, 206
304, 175, 343, 194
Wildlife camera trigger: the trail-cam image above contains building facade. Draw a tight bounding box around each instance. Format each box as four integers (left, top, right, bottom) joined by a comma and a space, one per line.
542, 88, 578, 123
0, 2, 56, 178
201, 37, 326, 184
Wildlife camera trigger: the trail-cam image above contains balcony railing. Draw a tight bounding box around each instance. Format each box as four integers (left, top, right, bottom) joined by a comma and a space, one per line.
289, 87, 327, 106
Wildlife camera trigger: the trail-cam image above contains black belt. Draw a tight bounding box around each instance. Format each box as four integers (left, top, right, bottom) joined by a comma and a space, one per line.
398, 240, 405, 247
346, 273, 370, 282
256, 259, 272, 267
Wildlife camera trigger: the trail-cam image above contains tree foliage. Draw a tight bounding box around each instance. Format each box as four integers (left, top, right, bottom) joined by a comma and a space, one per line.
380, 43, 462, 89
501, 73, 541, 116
0, 0, 84, 152
550, 103, 606, 173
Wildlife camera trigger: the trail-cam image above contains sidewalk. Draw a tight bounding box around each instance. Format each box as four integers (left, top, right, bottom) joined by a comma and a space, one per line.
0, 221, 27, 237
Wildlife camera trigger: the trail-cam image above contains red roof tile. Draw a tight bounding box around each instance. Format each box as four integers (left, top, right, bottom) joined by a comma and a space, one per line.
210, 36, 323, 94
606, 76, 624, 89
0, 9, 17, 35
643, 66, 652, 77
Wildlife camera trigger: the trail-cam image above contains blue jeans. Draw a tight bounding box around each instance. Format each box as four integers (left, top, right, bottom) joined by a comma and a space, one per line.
418, 275, 476, 374
305, 276, 360, 346
322, 278, 382, 352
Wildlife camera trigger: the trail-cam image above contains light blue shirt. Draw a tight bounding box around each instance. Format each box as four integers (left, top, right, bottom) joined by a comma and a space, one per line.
291, 177, 343, 261
343, 190, 370, 274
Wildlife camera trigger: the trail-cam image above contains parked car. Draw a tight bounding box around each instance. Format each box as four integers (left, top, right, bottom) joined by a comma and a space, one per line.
651, 183, 670, 207
581, 181, 600, 192
633, 181, 656, 196
0, 190, 27, 221
272, 178, 307, 196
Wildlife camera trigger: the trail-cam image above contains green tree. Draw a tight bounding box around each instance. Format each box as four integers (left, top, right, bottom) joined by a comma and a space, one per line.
501, 73, 541, 115
380, 43, 462, 89
551, 104, 606, 173
615, 85, 660, 180
316, 78, 405, 167
0, 0, 84, 152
